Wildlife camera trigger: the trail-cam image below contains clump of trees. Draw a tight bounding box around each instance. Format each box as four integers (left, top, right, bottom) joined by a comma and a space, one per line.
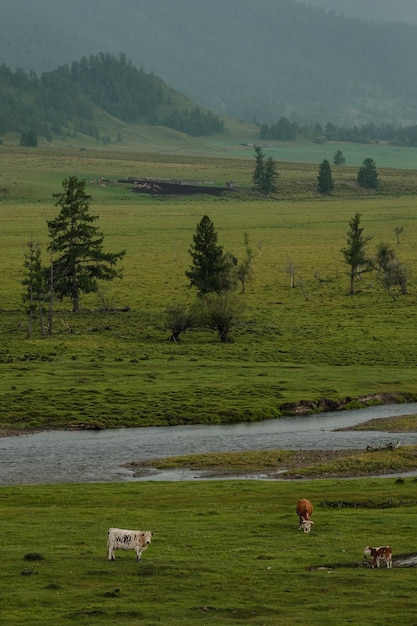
166, 216, 250, 343
252, 146, 279, 194
22, 176, 125, 336
341, 213, 408, 298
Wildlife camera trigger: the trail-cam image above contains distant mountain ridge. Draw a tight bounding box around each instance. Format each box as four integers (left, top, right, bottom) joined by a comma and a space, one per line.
1, 0, 417, 126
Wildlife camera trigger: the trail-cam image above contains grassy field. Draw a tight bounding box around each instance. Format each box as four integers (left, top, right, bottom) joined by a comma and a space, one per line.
1, 478, 417, 625
1, 144, 417, 430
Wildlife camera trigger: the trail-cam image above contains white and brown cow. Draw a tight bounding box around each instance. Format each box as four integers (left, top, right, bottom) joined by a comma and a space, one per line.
364, 545, 393, 568
107, 528, 153, 562
296, 498, 314, 533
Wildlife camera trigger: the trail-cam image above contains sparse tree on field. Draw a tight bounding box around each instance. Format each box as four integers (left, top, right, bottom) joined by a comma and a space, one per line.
393, 226, 404, 245
165, 302, 198, 342
22, 238, 46, 338
357, 158, 379, 189
286, 261, 296, 288
341, 212, 373, 295
333, 150, 346, 166
236, 232, 254, 294
199, 292, 245, 343
186, 215, 235, 296
317, 159, 334, 194
47, 176, 125, 312
375, 242, 409, 300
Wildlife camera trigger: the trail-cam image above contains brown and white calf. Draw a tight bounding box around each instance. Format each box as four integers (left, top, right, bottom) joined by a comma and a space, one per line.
364, 545, 393, 568
107, 528, 153, 562
296, 498, 314, 533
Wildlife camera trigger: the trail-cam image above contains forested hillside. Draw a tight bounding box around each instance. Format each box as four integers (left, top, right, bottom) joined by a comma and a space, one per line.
0, 53, 224, 140
1, 0, 417, 126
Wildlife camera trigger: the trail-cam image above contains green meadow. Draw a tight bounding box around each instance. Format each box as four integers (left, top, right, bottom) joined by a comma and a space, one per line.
2, 141, 417, 625
2, 478, 417, 625
1, 143, 417, 430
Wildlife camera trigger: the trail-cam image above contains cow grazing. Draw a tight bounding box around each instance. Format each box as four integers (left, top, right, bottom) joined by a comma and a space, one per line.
107, 528, 153, 562
295, 498, 314, 533
364, 545, 393, 568
296, 498, 314, 533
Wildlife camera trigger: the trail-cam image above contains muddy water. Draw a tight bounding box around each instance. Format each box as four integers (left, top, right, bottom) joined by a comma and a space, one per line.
1, 403, 417, 485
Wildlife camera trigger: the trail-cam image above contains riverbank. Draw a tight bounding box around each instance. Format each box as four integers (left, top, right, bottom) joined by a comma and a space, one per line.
125, 443, 417, 481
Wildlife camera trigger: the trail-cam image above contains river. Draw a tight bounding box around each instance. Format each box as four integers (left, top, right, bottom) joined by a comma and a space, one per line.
1, 403, 417, 485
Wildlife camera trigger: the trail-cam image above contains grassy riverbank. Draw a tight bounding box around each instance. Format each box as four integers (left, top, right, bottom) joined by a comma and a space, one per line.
2, 478, 417, 625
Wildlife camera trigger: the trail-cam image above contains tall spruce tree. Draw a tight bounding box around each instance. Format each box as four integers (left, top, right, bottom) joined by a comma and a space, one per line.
47, 176, 125, 312
186, 215, 234, 296
317, 159, 334, 194
341, 212, 373, 295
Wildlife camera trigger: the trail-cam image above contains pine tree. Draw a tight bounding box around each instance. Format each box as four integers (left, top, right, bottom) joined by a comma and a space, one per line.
252, 146, 279, 194
47, 176, 125, 312
341, 212, 373, 295
186, 215, 234, 296
357, 158, 379, 189
317, 159, 334, 194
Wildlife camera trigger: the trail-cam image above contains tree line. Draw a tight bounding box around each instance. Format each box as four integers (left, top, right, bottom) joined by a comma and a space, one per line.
259, 117, 417, 148
22, 175, 408, 344
253, 147, 379, 195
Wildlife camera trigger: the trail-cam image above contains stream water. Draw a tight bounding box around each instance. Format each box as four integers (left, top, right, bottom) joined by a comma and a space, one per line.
2, 403, 417, 485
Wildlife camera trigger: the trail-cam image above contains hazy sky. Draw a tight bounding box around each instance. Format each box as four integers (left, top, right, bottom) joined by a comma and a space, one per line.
301, 0, 417, 24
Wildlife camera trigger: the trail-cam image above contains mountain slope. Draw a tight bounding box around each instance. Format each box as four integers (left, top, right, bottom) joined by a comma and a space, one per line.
1, 0, 416, 125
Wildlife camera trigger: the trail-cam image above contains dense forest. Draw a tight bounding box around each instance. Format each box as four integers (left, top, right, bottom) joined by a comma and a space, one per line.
1, 0, 417, 126
0, 54, 224, 140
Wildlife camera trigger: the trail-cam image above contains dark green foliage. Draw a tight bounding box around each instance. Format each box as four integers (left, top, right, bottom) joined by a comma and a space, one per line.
0, 54, 222, 140
69, 53, 164, 123
357, 158, 379, 189
333, 149, 346, 165
160, 106, 224, 136
22, 239, 46, 338
259, 116, 297, 140
252, 146, 279, 194
317, 159, 334, 194
19, 130, 38, 147
341, 212, 373, 295
47, 176, 125, 313
186, 215, 235, 296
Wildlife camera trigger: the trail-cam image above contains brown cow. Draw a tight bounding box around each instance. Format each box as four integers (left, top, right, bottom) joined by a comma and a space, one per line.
296, 498, 314, 533
364, 545, 393, 568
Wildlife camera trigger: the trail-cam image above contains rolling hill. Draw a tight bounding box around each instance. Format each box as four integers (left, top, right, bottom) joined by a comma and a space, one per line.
1, 0, 417, 126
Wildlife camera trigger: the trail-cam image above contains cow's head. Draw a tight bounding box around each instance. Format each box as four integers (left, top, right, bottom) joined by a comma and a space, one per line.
141, 530, 153, 546
301, 519, 314, 533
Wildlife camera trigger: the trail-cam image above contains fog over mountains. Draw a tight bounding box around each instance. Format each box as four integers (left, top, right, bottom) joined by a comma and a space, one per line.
1, 0, 417, 126
303, 0, 417, 24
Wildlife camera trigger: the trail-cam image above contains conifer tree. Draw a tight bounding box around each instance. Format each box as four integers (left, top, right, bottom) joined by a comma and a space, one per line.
317, 159, 334, 194
341, 212, 373, 295
47, 176, 125, 312
186, 215, 235, 296
357, 158, 379, 189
